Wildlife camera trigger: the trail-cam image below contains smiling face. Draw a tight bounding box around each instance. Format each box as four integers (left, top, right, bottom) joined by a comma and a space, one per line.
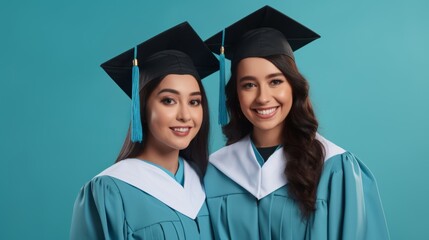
144, 74, 203, 153
236, 57, 293, 139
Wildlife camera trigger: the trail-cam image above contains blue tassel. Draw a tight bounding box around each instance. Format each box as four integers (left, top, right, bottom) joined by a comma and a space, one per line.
218, 29, 228, 126
131, 47, 143, 142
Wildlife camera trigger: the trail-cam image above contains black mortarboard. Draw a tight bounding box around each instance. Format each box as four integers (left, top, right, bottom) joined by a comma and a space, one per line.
205, 5, 320, 65
205, 5, 320, 125
102, 21, 219, 98
101, 22, 219, 142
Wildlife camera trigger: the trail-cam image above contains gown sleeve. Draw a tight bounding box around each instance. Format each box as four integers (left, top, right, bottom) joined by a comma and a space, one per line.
70, 176, 127, 240
311, 152, 390, 240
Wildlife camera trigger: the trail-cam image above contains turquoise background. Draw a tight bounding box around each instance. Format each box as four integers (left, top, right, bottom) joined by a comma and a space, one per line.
1, 0, 428, 239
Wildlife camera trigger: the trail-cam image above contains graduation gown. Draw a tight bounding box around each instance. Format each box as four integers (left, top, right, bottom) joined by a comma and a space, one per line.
204, 134, 390, 240
70, 158, 213, 240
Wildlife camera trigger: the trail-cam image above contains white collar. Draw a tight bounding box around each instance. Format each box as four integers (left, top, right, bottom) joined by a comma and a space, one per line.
315, 133, 346, 160
210, 134, 345, 200
210, 135, 286, 200
95, 158, 205, 219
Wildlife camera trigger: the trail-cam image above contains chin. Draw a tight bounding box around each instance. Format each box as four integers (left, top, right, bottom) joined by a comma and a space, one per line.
169, 142, 191, 151
252, 121, 283, 131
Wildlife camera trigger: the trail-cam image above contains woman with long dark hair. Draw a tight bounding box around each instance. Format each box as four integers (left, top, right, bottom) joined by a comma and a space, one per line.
204, 6, 389, 240
70, 22, 218, 239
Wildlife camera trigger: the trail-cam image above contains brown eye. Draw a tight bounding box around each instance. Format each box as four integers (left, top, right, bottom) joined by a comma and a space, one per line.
270, 79, 283, 86
242, 82, 256, 89
190, 99, 201, 106
161, 98, 176, 105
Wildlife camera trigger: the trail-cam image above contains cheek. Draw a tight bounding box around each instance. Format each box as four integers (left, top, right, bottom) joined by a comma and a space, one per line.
237, 90, 253, 109
147, 108, 171, 128
278, 91, 293, 104
146, 111, 158, 131
147, 109, 160, 125
278, 85, 293, 105
193, 108, 204, 126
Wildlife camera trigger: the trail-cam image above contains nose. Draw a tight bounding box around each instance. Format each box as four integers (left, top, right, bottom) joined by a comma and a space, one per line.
256, 84, 271, 104
177, 104, 191, 122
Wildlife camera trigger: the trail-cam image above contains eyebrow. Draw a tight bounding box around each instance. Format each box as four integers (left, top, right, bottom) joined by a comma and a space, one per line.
238, 72, 284, 82
157, 88, 201, 96
266, 72, 284, 79
238, 76, 257, 82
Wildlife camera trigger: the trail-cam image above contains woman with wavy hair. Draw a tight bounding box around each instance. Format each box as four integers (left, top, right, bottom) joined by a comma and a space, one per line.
70, 22, 218, 239
203, 6, 390, 240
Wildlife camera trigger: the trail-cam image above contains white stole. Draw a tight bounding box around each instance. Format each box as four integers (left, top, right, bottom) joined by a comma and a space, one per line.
210, 133, 345, 199
96, 158, 205, 219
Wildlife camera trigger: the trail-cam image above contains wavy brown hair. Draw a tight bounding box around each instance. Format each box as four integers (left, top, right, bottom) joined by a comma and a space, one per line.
223, 54, 325, 218
115, 74, 210, 177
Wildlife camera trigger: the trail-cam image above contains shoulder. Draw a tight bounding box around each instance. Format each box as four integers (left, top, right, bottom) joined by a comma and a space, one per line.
316, 133, 355, 173
71, 175, 127, 239
204, 163, 248, 198
79, 175, 123, 200
316, 143, 380, 200
76, 162, 131, 202
204, 163, 226, 181
324, 151, 377, 184
72, 175, 125, 223
316, 133, 346, 161
316, 134, 375, 184
316, 134, 375, 179
209, 136, 251, 163
204, 163, 227, 185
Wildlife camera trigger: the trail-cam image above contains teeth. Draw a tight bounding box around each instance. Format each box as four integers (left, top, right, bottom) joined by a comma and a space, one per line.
173, 128, 189, 132
256, 107, 276, 115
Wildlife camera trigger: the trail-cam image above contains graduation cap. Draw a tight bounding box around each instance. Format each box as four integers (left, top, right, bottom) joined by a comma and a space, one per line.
101, 22, 219, 142
205, 5, 320, 125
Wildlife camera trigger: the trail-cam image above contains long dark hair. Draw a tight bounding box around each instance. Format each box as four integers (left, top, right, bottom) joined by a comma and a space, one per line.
223, 54, 325, 218
115, 74, 210, 177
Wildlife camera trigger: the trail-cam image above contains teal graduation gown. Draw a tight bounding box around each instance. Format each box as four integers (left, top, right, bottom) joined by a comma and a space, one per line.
204, 134, 390, 240
70, 158, 213, 240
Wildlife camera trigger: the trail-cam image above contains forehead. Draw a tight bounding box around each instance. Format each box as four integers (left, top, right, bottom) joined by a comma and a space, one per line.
236, 57, 282, 78
155, 74, 200, 92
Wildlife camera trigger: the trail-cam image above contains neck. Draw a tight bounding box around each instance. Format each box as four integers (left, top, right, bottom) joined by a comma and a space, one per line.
136, 139, 180, 175
251, 126, 283, 147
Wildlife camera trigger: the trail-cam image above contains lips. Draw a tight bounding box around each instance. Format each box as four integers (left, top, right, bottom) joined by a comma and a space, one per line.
172, 127, 190, 132
170, 127, 191, 136
253, 107, 278, 119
